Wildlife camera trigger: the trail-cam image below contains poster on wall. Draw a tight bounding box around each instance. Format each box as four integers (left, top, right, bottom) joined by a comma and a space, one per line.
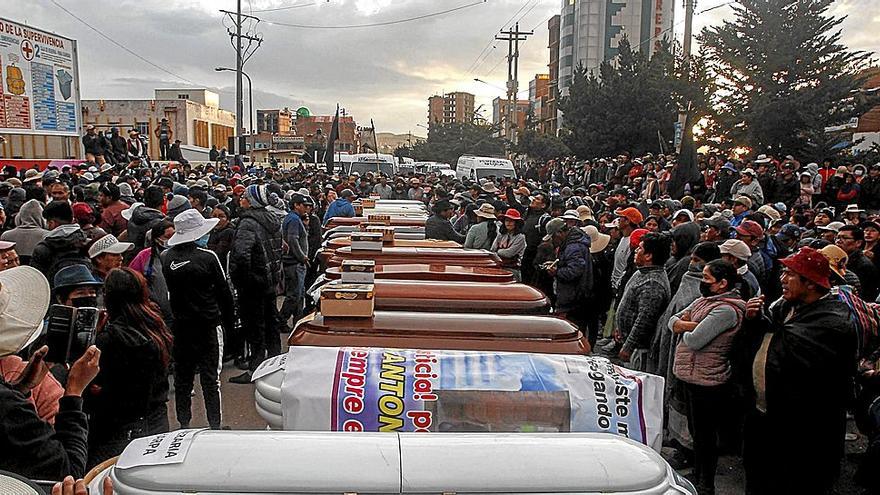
0, 17, 80, 136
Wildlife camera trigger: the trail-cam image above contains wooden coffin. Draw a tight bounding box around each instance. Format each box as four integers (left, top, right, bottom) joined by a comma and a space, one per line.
289, 311, 590, 355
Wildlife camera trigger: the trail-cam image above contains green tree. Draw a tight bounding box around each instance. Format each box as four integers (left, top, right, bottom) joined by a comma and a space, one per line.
699, 0, 877, 160
410, 122, 506, 165
515, 129, 571, 161
558, 37, 702, 159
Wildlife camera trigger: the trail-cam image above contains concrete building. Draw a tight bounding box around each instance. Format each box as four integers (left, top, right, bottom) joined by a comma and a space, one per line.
295, 115, 357, 153
558, 0, 674, 97
529, 74, 551, 133
82, 89, 235, 158
257, 108, 293, 134
428, 92, 476, 125
547, 14, 561, 135
492, 97, 530, 141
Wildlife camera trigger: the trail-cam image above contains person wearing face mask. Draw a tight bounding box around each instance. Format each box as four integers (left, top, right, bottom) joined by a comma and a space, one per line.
161, 209, 234, 429
669, 259, 746, 494
129, 220, 175, 325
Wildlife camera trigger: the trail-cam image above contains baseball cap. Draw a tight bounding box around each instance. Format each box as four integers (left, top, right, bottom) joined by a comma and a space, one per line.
88, 234, 134, 259
733, 196, 753, 209
542, 218, 566, 242
735, 220, 764, 239
719, 239, 752, 261
818, 221, 845, 233
614, 207, 644, 226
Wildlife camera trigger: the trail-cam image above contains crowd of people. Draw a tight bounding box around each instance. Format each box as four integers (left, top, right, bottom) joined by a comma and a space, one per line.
0, 149, 878, 494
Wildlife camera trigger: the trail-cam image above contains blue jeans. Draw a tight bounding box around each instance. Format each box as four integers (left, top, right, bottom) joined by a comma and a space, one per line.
279, 263, 307, 330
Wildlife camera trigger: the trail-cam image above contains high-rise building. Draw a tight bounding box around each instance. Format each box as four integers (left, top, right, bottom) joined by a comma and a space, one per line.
529, 74, 551, 133
557, 0, 674, 97
547, 14, 561, 135
427, 92, 476, 125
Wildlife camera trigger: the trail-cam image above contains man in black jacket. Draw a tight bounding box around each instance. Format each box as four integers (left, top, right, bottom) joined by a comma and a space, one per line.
521, 192, 549, 286
424, 200, 465, 243
229, 184, 283, 383
162, 209, 234, 429
836, 225, 880, 301
0, 266, 100, 481
743, 247, 857, 494
81, 125, 106, 165
861, 164, 880, 214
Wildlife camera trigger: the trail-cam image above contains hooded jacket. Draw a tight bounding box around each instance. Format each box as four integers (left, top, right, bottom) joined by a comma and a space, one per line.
30, 224, 91, 284
127, 205, 166, 252
322, 198, 355, 225
1, 199, 48, 261
230, 207, 283, 296
665, 222, 701, 295
554, 227, 593, 313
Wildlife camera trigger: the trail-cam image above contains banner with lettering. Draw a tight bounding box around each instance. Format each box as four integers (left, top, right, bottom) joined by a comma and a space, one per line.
0, 17, 80, 135
275, 346, 664, 451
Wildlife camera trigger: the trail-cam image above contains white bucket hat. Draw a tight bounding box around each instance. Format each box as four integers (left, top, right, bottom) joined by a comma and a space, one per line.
88, 234, 134, 259
0, 266, 50, 357
121, 202, 143, 221
167, 209, 218, 247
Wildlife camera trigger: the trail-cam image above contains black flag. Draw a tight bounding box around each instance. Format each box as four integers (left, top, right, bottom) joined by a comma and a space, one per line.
325, 104, 340, 174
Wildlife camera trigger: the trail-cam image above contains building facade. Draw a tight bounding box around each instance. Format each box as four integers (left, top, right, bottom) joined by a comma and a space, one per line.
557, 0, 674, 97
492, 97, 530, 141
428, 92, 476, 125
82, 89, 235, 158
257, 108, 293, 134
529, 74, 551, 133
547, 14, 561, 135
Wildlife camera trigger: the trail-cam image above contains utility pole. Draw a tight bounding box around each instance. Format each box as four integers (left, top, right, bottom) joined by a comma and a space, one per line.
496, 23, 532, 150
676, 0, 696, 156
221, 3, 262, 157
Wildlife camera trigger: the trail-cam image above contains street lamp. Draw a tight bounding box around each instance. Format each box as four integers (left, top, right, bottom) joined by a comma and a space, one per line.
216, 67, 253, 154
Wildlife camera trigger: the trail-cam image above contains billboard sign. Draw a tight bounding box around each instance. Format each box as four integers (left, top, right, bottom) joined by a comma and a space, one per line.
0, 17, 81, 136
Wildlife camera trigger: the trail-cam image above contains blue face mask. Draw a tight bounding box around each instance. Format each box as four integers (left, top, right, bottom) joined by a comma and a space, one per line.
195, 233, 210, 248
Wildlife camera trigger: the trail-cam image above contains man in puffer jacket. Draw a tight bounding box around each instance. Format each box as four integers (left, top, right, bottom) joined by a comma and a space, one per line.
545, 218, 593, 339
229, 184, 283, 383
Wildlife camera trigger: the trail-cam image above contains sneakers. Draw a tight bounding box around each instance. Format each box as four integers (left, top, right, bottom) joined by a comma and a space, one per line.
229, 371, 252, 384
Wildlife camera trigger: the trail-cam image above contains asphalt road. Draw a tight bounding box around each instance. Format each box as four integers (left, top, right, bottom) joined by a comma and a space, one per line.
167, 334, 872, 495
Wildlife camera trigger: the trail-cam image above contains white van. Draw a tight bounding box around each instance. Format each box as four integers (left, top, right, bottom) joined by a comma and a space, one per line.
89, 430, 697, 494
456, 155, 517, 181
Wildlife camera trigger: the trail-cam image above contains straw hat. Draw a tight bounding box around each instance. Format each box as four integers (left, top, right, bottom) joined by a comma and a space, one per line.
473, 203, 497, 220
582, 225, 610, 253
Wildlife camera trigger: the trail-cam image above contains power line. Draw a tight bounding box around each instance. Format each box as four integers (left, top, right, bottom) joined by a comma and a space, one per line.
466, 0, 536, 74
251, 1, 324, 13
48, 0, 200, 86
263, 0, 486, 30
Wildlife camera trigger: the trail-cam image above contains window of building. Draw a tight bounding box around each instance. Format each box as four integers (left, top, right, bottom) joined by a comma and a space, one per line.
563, 12, 575, 27
561, 55, 573, 68
135, 122, 149, 136
562, 34, 574, 48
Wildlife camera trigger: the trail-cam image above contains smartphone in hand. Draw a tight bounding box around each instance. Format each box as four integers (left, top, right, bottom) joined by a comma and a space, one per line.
45, 305, 98, 365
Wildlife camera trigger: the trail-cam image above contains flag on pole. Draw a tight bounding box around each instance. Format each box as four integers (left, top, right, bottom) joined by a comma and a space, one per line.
325, 104, 340, 174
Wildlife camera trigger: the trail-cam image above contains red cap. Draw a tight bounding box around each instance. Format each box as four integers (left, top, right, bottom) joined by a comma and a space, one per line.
629, 228, 649, 250
502, 208, 522, 221
780, 246, 831, 289
615, 207, 644, 226
232, 184, 246, 196
735, 220, 764, 238
71, 202, 93, 224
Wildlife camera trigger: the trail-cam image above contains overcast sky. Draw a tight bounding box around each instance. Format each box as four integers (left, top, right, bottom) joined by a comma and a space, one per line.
9, 0, 878, 134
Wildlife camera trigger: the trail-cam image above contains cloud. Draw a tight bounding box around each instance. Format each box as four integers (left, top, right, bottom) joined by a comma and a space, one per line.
9, 0, 875, 133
